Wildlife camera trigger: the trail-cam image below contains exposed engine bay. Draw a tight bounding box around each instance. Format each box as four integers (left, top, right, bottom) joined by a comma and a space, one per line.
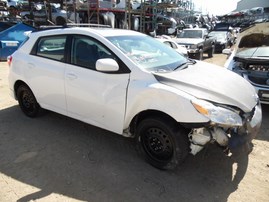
230, 27, 269, 103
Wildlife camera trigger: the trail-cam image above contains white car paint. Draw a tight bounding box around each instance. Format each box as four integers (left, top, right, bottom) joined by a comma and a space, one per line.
8, 27, 262, 159
155, 37, 188, 56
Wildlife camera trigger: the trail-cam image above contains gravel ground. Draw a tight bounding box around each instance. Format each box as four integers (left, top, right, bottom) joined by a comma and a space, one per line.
0, 53, 269, 202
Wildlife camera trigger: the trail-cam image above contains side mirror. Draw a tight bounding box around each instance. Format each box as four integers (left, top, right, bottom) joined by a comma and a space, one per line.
96, 58, 119, 72
222, 48, 232, 55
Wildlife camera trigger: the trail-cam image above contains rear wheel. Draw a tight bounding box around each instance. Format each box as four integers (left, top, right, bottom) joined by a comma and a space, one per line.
136, 117, 189, 170
17, 85, 40, 117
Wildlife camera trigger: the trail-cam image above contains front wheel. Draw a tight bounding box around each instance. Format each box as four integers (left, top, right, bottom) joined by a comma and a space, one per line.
17, 85, 40, 117
136, 117, 189, 170
208, 45, 215, 58
195, 49, 203, 60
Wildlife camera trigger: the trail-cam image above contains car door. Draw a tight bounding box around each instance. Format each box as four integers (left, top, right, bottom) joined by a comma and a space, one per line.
26, 35, 67, 115
64, 35, 130, 134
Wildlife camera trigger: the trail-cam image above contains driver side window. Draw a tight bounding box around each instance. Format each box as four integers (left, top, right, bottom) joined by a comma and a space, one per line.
71, 36, 115, 70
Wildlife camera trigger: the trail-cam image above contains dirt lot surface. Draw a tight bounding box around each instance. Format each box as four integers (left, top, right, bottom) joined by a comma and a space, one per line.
0, 53, 269, 202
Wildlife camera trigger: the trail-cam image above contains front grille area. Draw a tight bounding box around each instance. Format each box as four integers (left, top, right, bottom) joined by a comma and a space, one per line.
248, 64, 269, 72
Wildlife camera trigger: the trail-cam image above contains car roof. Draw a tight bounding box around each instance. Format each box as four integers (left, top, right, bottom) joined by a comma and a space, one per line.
31, 27, 145, 38
155, 38, 174, 42
183, 28, 207, 31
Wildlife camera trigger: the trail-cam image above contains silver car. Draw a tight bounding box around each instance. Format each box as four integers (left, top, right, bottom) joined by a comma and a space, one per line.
223, 22, 269, 104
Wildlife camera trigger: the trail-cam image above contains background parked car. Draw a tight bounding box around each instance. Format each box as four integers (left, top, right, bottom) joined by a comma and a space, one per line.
208, 31, 233, 52
155, 35, 188, 57
6, 0, 18, 8
20, 2, 79, 26
175, 28, 215, 60
223, 22, 269, 104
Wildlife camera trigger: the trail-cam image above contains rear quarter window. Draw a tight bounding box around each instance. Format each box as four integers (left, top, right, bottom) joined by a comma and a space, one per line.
33, 35, 66, 61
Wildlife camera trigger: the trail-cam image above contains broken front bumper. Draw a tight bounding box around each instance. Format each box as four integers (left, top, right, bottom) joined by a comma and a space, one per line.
244, 103, 262, 142
189, 103, 262, 155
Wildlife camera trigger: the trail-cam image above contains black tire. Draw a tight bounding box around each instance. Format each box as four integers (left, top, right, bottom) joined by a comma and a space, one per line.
17, 85, 40, 117
136, 117, 189, 170
208, 45, 214, 58
196, 49, 203, 60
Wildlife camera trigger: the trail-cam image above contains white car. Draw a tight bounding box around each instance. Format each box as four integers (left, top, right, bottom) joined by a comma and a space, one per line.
155, 36, 188, 57
8, 27, 262, 170
6, 0, 18, 8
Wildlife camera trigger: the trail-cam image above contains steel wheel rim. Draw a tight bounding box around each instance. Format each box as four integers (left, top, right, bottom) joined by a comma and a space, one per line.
141, 127, 173, 162
21, 91, 35, 112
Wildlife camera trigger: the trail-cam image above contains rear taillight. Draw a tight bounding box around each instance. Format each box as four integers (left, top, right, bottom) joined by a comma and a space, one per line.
7, 56, 12, 66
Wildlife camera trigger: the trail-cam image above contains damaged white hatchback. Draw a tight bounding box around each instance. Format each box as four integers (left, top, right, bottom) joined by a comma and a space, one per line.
8, 27, 262, 170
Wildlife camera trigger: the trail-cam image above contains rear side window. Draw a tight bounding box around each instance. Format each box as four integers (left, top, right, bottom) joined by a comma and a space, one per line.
35, 35, 66, 61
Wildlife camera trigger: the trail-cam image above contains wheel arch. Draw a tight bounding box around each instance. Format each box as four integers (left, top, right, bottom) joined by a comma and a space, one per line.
134, 109, 191, 169
129, 109, 186, 137
198, 45, 203, 51
14, 80, 31, 99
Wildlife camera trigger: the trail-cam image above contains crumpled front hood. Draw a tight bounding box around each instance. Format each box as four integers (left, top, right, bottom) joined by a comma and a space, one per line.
175, 38, 204, 45
154, 61, 258, 112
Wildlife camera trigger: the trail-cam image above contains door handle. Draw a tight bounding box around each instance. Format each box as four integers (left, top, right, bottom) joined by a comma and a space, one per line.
66, 73, 78, 80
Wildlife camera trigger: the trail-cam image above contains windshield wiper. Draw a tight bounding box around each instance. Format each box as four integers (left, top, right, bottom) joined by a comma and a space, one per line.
173, 63, 188, 71
173, 59, 196, 71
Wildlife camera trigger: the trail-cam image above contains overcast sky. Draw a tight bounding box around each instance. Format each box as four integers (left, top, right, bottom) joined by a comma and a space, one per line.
194, 0, 240, 15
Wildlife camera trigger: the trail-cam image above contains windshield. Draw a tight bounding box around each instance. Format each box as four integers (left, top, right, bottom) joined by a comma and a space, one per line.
208, 32, 226, 41
107, 35, 187, 72
178, 30, 202, 38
